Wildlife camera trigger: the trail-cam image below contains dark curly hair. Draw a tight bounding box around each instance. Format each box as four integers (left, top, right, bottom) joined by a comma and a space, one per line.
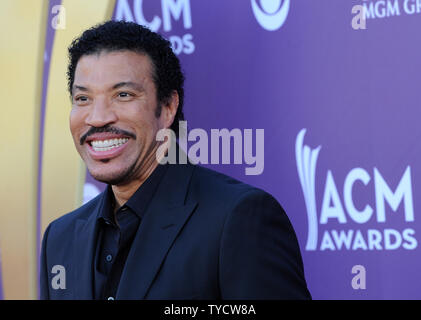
67, 20, 185, 135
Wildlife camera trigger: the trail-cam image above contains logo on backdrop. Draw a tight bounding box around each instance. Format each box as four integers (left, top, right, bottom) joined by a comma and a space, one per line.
355, 0, 421, 22
296, 129, 417, 251
115, 0, 195, 55
251, 0, 290, 31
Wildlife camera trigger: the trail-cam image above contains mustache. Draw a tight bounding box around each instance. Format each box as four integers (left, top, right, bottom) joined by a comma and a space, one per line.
80, 125, 137, 145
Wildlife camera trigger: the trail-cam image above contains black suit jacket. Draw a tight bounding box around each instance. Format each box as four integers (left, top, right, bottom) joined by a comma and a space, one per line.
40, 163, 311, 299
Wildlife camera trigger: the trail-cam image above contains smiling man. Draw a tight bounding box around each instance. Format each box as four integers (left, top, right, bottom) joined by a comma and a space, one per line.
70, 50, 174, 205
39, 21, 311, 300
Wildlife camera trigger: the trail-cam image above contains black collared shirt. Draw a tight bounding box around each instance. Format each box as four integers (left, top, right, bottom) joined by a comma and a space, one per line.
93, 164, 168, 300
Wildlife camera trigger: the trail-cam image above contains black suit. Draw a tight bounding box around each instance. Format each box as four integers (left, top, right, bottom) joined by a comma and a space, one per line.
40, 162, 311, 299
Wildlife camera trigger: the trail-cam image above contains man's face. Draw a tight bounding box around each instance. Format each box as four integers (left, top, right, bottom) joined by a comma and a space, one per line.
70, 50, 168, 185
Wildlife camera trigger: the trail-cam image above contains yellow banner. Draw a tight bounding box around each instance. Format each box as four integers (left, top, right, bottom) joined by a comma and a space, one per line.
0, 0, 115, 299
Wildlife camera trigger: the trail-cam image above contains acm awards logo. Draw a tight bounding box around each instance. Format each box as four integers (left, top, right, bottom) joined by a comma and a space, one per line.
251, 0, 290, 31
115, 0, 195, 55
296, 129, 417, 252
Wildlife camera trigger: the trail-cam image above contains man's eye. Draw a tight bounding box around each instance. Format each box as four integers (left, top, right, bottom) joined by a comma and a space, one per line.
118, 92, 133, 98
75, 96, 88, 102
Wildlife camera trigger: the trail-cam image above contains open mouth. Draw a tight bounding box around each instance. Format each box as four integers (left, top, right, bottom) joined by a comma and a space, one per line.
90, 138, 129, 152
85, 135, 131, 161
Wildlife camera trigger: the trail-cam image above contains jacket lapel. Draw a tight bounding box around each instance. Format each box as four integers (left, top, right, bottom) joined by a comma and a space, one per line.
73, 194, 104, 299
116, 163, 197, 299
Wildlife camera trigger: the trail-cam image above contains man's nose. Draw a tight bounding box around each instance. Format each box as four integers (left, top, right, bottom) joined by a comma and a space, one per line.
85, 97, 118, 127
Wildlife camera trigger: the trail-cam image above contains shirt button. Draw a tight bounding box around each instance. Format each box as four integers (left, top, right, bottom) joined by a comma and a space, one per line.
107, 296, 114, 300
106, 254, 113, 262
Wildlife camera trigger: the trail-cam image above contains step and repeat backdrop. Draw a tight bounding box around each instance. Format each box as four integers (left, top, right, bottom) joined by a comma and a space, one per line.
1, 0, 421, 299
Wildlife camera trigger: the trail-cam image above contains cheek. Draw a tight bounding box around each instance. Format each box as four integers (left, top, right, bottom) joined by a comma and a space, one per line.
69, 108, 85, 141
122, 107, 159, 135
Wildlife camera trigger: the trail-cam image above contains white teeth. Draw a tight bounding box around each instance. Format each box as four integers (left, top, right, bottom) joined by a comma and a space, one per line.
91, 138, 128, 152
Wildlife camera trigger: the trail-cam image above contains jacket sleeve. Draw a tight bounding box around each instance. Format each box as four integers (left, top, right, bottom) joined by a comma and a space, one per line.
39, 223, 52, 300
218, 189, 311, 299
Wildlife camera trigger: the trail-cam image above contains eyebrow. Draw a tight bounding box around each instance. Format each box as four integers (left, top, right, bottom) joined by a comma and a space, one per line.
73, 85, 89, 93
72, 81, 145, 96
112, 81, 145, 92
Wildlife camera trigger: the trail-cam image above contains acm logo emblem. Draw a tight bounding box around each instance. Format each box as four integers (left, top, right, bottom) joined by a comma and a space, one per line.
115, 0, 195, 55
296, 129, 417, 252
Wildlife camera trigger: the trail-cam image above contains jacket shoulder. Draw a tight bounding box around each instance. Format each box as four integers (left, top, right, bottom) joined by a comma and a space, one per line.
46, 192, 103, 232
189, 165, 275, 206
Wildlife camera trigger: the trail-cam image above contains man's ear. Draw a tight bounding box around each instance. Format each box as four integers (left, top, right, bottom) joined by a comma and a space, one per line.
161, 90, 179, 129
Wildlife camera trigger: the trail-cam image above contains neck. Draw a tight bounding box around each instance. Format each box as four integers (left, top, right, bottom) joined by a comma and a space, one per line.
111, 155, 160, 211
111, 160, 159, 210
110, 139, 170, 210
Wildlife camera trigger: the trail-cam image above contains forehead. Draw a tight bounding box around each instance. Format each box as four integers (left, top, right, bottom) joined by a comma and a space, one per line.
74, 50, 154, 88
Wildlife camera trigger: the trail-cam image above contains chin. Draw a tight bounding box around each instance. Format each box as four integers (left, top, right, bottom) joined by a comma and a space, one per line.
88, 163, 137, 186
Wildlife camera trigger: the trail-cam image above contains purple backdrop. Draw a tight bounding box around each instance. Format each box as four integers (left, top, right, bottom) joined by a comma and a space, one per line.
80, 0, 421, 299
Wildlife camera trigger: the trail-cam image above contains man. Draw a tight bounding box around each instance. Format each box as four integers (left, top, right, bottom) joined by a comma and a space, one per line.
40, 20, 311, 300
